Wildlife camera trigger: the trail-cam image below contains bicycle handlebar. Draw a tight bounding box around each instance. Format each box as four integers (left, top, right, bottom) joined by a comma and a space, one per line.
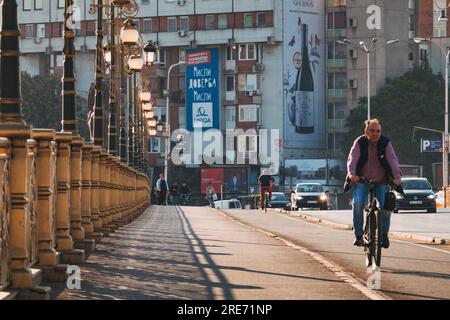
358, 176, 405, 195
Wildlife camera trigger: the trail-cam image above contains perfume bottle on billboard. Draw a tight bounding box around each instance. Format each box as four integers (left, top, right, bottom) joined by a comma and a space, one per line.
295, 24, 314, 134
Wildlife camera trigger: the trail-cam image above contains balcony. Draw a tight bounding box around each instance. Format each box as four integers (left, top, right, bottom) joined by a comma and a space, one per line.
327, 88, 347, 98
328, 118, 346, 129
327, 29, 346, 38
327, 0, 346, 7
327, 59, 346, 69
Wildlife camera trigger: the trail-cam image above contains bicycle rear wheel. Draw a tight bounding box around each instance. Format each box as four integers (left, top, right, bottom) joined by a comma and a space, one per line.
364, 210, 375, 268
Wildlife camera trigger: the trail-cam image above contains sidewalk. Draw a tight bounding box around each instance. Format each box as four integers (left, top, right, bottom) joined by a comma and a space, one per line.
275, 209, 450, 245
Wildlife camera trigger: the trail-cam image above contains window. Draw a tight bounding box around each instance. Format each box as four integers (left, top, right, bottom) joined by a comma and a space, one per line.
239, 44, 257, 60
239, 105, 259, 122
37, 24, 45, 38
180, 16, 189, 31
218, 14, 228, 29
142, 0, 150, 4
57, 0, 64, 9
206, 15, 215, 30
168, 17, 177, 32
150, 138, 161, 153
25, 24, 33, 38
226, 45, 238, 61
257, 13, 266, 27
244, 13, 253, 28
156, 48, 166, 67
327, 42, 346, 59
226, 75, 235, 92
34, 0, 43, 10
327, 12, 346, 29
327, 72, 346, 89
225, 106, 236, 130
238, 74, 259, 93
23, 0, 32, 11
143, 19, 152, 33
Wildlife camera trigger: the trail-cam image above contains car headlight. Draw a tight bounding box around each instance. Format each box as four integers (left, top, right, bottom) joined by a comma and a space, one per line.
320, 195, 327, 201
427, 194, 436, 199
296, 196, 303, 200
395, 194, 404, 199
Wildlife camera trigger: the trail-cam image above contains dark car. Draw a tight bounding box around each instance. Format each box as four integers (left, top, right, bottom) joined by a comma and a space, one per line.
394, 177, 436, 213
268, 192, 290, 208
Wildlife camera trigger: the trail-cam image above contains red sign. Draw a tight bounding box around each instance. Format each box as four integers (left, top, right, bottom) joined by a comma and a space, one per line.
186, 51, 211, 66
201, 168, 224, 194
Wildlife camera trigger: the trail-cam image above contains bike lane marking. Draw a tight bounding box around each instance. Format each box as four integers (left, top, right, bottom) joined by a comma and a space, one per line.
216, 209, 391, 301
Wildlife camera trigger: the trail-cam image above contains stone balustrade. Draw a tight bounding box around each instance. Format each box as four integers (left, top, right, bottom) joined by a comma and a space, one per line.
0, 131, 151, 294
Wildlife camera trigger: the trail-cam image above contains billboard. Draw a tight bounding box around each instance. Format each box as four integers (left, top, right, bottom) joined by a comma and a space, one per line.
283, 0, 325, 149
284, 159, 345, 186
223, 168, 247, 194
186, 48, 220, 131
201, 168, 224, 195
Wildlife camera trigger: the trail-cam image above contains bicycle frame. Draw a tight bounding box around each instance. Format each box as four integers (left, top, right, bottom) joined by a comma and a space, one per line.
361, 178, 383, 269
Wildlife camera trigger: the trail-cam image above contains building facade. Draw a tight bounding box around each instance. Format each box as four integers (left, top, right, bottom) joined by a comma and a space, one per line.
12, 0, 424, 195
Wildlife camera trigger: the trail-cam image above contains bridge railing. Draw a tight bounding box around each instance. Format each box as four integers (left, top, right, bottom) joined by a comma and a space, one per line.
0, 130, 150, 291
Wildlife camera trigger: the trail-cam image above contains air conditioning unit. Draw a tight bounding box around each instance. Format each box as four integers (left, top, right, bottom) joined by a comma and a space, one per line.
254, 62, 265, 72
34, 37, 41, 44
178, 30, 187, 37
349, 49, 357, 59
348, 79, 358, 89
177, 0, 186, 5
348, 17, 357, 28
246, 91, 254, 97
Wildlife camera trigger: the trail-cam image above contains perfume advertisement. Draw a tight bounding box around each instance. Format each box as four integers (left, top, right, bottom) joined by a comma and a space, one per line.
283, 0, 325, 149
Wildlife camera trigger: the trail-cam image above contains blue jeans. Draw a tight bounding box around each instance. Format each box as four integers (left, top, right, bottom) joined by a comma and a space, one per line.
352, 182, 391, 237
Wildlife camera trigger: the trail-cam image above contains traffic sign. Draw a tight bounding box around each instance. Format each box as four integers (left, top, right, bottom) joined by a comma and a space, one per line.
421, 139, 442, 153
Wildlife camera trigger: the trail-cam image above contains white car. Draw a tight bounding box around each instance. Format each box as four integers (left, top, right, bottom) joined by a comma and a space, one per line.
292, 183, 328, 210
213, 199, 242, 209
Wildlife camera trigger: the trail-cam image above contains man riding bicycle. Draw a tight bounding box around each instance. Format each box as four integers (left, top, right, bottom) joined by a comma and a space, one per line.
258, 173, 273, 210
345, 118, 402, 248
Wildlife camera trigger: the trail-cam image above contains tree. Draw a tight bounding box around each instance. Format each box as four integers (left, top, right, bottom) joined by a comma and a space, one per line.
343, 63, 445, 180
21, 72, 89, 140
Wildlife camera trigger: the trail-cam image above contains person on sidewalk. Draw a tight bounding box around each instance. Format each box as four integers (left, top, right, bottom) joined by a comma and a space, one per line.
205, 182, 216, 208
156, 173, 169, 205
169, 181, 179, 205
345, 118, 402, 249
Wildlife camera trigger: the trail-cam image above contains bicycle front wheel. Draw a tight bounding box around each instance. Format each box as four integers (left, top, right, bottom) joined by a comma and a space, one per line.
374, 209, 383, 267
364, 210, 375, 268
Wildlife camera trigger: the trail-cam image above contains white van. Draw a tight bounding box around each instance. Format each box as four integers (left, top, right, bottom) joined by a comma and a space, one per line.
214, 199, 242, 209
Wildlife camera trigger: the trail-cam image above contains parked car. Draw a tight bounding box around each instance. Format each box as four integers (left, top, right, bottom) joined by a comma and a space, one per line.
394, 177, 437, 213
267, 192, 290, 209
213, 199, 242, 209
292, 183, 328, 210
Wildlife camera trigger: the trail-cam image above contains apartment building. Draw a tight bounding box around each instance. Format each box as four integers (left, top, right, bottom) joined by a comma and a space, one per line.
10, 0, 422, 193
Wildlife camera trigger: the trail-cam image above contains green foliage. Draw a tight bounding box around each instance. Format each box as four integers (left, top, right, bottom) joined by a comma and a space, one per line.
344, 63, 445, 180
21, 72, 89, 140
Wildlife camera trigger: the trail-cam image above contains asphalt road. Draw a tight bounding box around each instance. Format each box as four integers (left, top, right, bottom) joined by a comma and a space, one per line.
222, 208, 450, 300
47, 205, 450, 300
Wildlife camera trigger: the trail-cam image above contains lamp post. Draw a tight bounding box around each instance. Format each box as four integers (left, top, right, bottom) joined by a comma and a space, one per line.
164, 61, 186, 182
336, 38, 399, 121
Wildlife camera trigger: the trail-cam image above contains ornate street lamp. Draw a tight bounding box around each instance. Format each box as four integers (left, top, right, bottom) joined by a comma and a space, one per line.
143, 41, 158, 66
127, 54, 144, 72
120, 19, 139, 46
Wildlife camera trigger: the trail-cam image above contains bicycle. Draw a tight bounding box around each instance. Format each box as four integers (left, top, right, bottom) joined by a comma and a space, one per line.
359, 177, 403, 269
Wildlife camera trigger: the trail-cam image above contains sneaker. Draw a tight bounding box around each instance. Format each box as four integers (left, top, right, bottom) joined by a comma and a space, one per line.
353, 236, 364, 246
382, 233, 390, 249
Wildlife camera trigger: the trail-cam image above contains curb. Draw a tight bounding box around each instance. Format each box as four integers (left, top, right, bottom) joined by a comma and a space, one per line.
277, 209, 450, 245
